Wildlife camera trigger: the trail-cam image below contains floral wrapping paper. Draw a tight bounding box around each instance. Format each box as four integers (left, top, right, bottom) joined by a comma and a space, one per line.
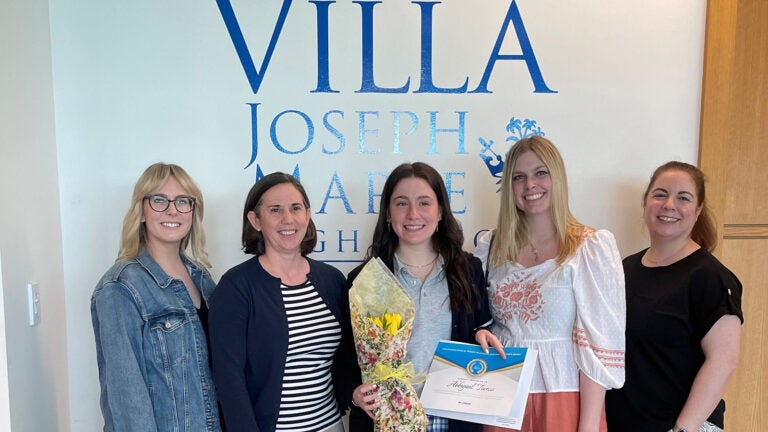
349, 258, 429, 432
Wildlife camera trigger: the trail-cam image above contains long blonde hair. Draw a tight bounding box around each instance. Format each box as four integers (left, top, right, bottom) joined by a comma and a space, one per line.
491, 136, 585, 265
116, 163, 210, 268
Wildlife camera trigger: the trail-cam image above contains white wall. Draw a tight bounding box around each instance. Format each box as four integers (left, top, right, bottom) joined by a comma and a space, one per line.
0, 1, 709, 430
0, 253, 11, 432
0, 1, 71, 431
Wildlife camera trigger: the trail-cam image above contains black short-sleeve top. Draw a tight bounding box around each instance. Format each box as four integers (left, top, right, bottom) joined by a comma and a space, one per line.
605, 247, 743, 431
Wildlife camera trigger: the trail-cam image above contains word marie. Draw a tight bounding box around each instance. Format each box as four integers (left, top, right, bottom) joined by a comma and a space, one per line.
255, 167, 468, 214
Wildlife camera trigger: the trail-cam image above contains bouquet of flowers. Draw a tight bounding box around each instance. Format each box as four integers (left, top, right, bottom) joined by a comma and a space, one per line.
349, 258, 429, 432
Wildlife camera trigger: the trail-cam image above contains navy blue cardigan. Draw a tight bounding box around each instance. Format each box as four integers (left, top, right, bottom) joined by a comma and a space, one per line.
209, 256, 357, 432
345, 253, 491, 432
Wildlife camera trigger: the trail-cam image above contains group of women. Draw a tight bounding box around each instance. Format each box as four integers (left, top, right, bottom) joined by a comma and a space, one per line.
91, 136, 743, 432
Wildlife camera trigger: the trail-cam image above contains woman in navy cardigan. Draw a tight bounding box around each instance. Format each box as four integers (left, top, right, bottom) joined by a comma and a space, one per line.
210, 173, 357, 432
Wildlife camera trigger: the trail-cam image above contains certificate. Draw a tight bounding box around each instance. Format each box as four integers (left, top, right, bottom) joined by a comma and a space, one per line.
420, 340, 537, 429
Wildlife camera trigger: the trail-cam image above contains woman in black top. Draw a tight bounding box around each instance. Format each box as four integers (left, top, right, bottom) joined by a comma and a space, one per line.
605, 162, 743, 432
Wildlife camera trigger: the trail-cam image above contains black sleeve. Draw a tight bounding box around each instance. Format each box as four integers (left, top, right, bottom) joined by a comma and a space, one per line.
332, 267, 361, 413
469, 254, 493, 332
689, 260, 744, 341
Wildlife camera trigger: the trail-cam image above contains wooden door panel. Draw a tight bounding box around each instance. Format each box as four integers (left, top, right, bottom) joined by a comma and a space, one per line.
700, 0, 767, 430
722, 239, 768, 431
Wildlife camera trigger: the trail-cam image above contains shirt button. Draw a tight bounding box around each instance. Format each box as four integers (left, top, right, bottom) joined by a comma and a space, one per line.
165, 320, 171, 329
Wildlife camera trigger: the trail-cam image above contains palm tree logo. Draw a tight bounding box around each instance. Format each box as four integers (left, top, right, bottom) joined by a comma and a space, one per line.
478, 117, 545, 192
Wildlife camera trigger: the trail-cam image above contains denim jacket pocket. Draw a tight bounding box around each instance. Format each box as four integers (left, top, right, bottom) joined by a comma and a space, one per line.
149, 312, 190, 367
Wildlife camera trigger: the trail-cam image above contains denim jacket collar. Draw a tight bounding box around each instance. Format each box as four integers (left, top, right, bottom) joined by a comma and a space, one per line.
135, 248, 204, 290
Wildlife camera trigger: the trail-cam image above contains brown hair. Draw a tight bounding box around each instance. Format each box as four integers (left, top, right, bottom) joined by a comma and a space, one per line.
241, 172, 317, 256
366, 162, 479, 312
643, 161, 717, 251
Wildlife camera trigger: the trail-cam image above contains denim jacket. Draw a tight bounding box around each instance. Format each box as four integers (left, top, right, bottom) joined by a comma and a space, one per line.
91, 249, 221, 432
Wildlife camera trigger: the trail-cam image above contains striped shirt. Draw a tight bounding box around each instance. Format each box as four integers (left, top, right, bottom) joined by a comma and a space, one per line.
276, 280, 342, 431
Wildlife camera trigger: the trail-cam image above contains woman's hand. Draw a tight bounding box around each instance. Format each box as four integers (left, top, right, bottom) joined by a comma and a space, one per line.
475, 328, 506, 359
352, 383, 380, 419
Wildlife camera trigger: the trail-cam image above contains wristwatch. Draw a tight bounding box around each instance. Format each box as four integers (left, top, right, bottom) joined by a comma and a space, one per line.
670, 425, 688, 432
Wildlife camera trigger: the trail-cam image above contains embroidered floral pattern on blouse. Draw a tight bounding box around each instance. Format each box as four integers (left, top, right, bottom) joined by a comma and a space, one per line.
492, 272, 545, 324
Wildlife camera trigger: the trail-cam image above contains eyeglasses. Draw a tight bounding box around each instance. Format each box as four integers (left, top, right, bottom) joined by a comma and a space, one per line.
143, 194, 196, 213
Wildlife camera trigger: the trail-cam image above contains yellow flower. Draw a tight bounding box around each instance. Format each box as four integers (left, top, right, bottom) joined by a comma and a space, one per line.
383, 312, 403, 335
384, 322, 398, 335
368, 312, 403, 335
370, 316, 383, 328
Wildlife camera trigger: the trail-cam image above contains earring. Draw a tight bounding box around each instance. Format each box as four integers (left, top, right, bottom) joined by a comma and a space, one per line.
387, 220, 391, 232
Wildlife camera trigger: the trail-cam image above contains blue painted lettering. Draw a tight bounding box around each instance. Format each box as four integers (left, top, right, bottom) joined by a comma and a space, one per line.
413, 1, 469, 93
309, 1, 339, 93
428, 111, 466, 154
219, 0, 553, 95
367, 171, 387, 213
318, 171, 355, 214
315, 229, 326, 253
392, 111, 419, 154
355, 1, 411, 93
321, 110, 346, 154
445, 171, 467, 214
255, 163, 300, 182
358, 111, 380, 154
271, 110, 314, 154
337, 230, 359, 252
246, 102, 261, 169
215, 0, 292, 94
471, 0, 556, 93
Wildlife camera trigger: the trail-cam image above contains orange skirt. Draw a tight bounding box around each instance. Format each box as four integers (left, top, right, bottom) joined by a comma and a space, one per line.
483, 392, 607, 432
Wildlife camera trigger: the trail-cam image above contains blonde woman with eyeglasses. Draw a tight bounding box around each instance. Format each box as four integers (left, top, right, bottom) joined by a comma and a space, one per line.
91, 163, 221, 432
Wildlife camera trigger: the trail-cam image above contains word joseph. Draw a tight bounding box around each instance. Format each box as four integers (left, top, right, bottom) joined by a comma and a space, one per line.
214, 0, 555, 262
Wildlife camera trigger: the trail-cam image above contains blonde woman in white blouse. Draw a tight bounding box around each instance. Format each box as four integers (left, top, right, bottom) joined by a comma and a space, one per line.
475, 136, 625, 432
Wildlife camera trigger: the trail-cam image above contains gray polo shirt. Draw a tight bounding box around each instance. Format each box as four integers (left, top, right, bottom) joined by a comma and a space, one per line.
393, 255, 452, 395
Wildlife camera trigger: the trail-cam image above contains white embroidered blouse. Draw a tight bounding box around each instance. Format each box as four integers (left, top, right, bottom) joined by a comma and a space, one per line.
475, 228, 625, 393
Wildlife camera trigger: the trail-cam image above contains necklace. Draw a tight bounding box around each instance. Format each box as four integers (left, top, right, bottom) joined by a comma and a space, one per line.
529, 243, 539, 262
644, 243, 695, 266
396, 254, 439, 268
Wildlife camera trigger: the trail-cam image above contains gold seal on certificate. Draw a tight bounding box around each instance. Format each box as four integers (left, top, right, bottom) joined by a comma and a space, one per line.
420, 340, 538, 429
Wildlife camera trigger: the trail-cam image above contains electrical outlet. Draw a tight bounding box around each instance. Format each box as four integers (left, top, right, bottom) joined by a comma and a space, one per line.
27, 283, 40, 326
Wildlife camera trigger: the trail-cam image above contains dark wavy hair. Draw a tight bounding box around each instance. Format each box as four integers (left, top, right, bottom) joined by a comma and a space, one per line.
643, 161, 717, 252
241, 172, 318, 256
366, 162, 478, 312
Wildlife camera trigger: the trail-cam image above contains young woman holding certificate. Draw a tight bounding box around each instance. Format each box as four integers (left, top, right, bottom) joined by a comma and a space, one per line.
348, 162, 505, 432
475, 137, 625, 432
